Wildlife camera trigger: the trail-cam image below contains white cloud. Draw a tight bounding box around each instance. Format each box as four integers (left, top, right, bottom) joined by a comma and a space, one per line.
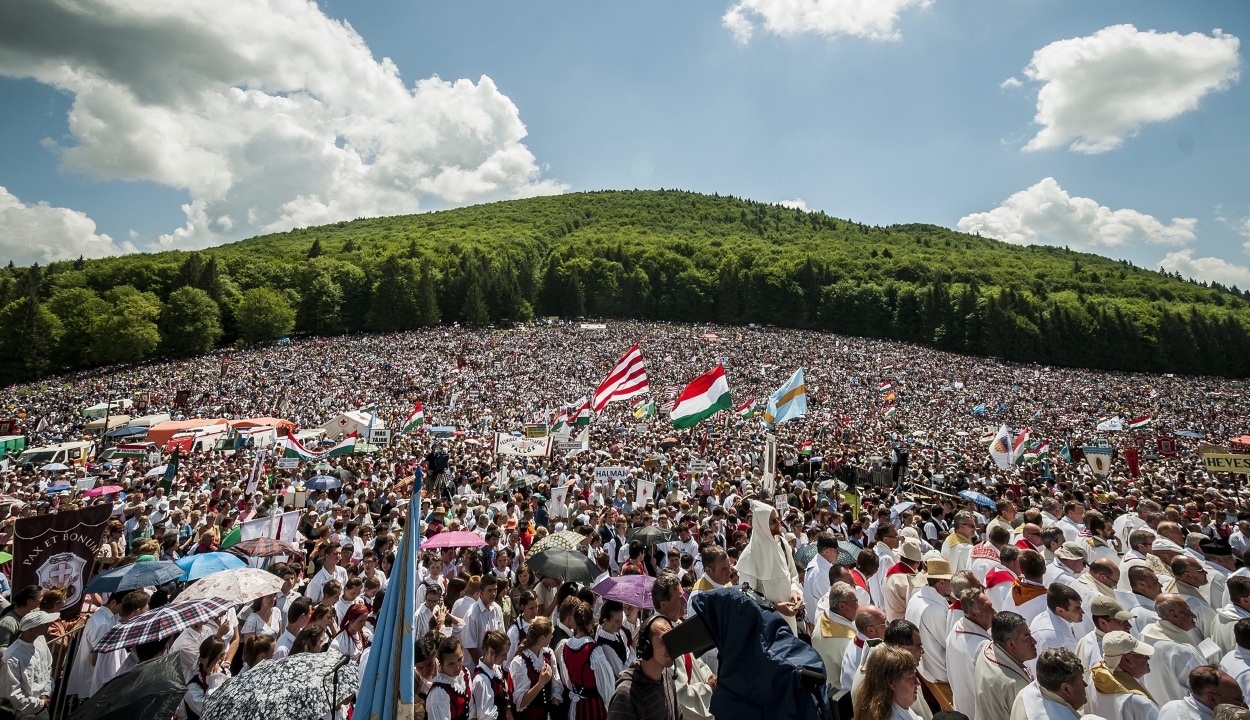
778, 198, 809, 211
1160, 249, 1250, 288
0, 186, 136, 264
722, 0, 932, 44
1000, 77, 1022, 89
0, 0, 564, 250
957, 177, 1197, 250
1017, 25, 1240, 154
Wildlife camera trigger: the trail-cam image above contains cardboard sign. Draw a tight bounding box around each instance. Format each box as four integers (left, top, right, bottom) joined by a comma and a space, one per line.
369, 428, 392, 446
1201, 453, 1250, 472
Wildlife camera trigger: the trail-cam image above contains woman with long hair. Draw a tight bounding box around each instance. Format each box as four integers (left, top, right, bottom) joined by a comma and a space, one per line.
508, 617, 563, 720
854, 645, 922, 720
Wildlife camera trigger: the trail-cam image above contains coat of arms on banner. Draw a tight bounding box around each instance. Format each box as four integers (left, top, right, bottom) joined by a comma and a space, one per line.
37, 552, 87, 606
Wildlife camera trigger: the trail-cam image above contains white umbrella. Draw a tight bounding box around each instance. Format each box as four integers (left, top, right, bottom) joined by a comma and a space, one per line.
40, 463, 69, 472
175, 567, 284, 604
145, 465, 169, 477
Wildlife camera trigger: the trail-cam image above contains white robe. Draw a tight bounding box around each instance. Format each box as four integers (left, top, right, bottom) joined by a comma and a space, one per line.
946, 617, 991, 720
973, 642, 1032, 720
1, 637, 52, 719
1009, 681, 1091, 720
1219, 644, 1250, 701
1210, 602, 1250, 655
1157, 696, 1215, 720
1026, 609, 1077, 675
735, 500, 802, 633
905, 585, 949, 683
1088, 673, 1159, 720
68, 607, 115, 699
1139, 622, 1206, 706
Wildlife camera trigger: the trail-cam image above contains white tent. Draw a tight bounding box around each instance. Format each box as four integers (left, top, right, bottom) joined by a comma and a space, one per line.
320, 411, 385, 438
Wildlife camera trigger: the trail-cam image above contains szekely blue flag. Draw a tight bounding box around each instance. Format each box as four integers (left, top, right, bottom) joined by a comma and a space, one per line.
354, 467, 422, 720
763, 368, 807, 428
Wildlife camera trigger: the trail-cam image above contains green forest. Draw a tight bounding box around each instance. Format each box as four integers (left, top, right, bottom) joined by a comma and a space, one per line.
2, 189, 1249, 382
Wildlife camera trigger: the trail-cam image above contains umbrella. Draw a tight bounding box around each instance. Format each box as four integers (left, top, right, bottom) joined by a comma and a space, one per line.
311, 462, 334, 473
625, 526, 674, 546
659, 437, 678, 450
231, 537, 299, 558
202, 650, 359, 720
95, 597, 235, 653
145, 465, 169, 477
526, 530, 588, 559
329, 467, 354, 480
958, 490, 997, 509
817, 479, 837, 493
303, 475, 341, 490
41, 462, 69, 472
104, 425, 149, 439
176, 567, 284, 604
0, 552, 12, 564
422, 530, 488, 549
84, 561, 185, 595
1176, 430, 1205, 439
890, 501, 916, 515
84, 485, 123, 497
45, 484, 72, 493
68, 653, 186, 720
591, 574, 655, 608
793, 543, 819, 568
174, 552, 247, 580
526, 548, 598, 584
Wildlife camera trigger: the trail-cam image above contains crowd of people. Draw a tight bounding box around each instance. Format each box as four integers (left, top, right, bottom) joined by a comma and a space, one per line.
0, 319, 1245, 720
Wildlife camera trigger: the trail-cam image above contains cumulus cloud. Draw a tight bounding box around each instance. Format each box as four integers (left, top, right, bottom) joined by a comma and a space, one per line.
1016, 24, 1240, 154
1160, 249, 1250, 288
957, 177, 1197, 250
0, 0, 564, 250
777, 198, 809, 211
722, 0, 932, 44
0, 186, 136, 264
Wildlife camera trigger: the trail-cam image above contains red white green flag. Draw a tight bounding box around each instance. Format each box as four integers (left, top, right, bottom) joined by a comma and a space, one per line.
670, 365, 731, 429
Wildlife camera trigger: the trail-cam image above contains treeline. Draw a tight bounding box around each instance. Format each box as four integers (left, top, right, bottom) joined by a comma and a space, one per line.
2, 189, 1249, 383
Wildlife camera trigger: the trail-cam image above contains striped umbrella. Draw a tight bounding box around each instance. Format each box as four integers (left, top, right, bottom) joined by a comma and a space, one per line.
230, 537, 299, 559
525, 530, 588, 560
95, 597, 234, 653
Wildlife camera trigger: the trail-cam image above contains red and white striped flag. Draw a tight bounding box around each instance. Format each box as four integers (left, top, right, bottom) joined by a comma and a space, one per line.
593, 344, 649, 412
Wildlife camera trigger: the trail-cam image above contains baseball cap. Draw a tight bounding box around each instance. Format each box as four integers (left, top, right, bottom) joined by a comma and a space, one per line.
1102, 630, 1154, 660
19, 610, 60, 632
1055, 541, 1088, 561
1090, 596, 1133, 621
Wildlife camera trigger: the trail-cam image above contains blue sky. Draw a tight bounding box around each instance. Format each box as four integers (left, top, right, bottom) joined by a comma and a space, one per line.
0, 0, 1247, 283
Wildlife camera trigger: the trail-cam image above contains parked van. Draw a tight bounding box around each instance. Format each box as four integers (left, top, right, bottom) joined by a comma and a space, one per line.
17, 440, 95, 467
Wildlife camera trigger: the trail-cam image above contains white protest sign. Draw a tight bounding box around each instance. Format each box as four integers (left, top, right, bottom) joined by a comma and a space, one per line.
276, 457, 300, 470
494, 433, 552, 457
635, 478, 656, 506
550, 486, 569, 517
594, 467, 630, 484
689, 459, 708, 473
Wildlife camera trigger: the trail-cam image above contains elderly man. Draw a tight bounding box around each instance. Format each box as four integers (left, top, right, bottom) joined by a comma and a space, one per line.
883, 539, 923, 622
840, 605, 888, 693
1141, 594, 1210, 705
1071, 558, 1122, 637
0, 609, 58, 720
1158, 666, 1245, 720
943, 511, 977, 574
1089, 631, 1159, 720
812, 581, 859, 694
1028, 584, 1085, 674
1074, 596, 1134, 673
1151, 536, 1185, 581
1168, 555, 1219, 640
1008, 648, 1088, 720
735, 500, 803, 632
1219, 618, 1250, 702
974, 612, 1037, 720
1044, 542, 1088, 588
947, 588, 994, 720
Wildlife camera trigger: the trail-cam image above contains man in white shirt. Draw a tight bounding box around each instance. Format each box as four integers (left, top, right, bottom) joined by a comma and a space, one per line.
1166, 555, 1218, 641
1199, 539, 1234, 610
1043, 541, 1087, 589
1055, 501, 1085, 544
1027, 584, 1084, 675
810, 581, 859, 696
1157, 665, 1243, 720
946, 588, 993, 720
840, 605, 887, 694
274, 597, 312, 660
0, 610, 58, 719
1120, 565, 1164, 637
67, 594, 123, 700
1218, 616, 1250, 700
1118, 529, 1158, 591
1088, 631, 1158, 720
803, 534, 841, 629
942, 511, 977, 575
1008, 647, 1088, 720
905, 558, 953, 690
307, 545, 349, 603
463, 575, 505, 664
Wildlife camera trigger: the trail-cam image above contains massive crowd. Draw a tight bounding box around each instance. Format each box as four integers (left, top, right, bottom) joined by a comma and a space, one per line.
0, 319, 1246, 720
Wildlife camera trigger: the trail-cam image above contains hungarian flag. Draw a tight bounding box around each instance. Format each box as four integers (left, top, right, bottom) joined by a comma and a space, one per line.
1127, 414, 1152, 429
883, 406, 897, 417
402, 402, 424, 432
1022, 440, 1049, 463
551, 410, 569, 434
277, 433, 358, 460
670, 365, 731, 429
571, 397, 592, 426
879, 382, 892, 393
1011, 427, 1031, 464
979, 430, 996, 445
798, 440, 813, 455
735, 397, 756, 417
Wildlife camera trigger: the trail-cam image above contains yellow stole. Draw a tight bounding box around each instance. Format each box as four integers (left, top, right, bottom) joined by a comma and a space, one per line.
820, 614, 857, 639
1090, 662, 1154, 702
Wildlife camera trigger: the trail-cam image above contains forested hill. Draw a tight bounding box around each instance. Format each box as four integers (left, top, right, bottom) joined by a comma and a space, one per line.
3, 189, 1250, 383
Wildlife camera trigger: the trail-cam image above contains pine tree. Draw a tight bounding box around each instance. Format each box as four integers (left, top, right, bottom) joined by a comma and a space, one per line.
461, 282, 490, 325
564, 265, 585, 317
307, 238, 322, 259
416, 262, 441, 326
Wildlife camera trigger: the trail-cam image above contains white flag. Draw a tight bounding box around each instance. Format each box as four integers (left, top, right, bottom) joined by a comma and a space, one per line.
988, 424, 1013, 470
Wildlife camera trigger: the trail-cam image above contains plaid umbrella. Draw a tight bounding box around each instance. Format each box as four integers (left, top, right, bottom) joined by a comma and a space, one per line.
202, 650, 358, 720
95, 598, 234, 653
525, 530, 588, 559
231, 537, 299, 558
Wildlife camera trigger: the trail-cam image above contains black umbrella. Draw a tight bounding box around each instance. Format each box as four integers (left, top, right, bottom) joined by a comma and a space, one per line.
526, 548, 598, 584
626, 526, 674, 546
328, 467, 354, 480
69, 653, 186, 720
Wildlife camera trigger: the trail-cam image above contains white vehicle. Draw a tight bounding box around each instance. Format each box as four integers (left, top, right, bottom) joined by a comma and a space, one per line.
166, 426, 229, 454
81, 400, 133, 419
17, 440, 96, 467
